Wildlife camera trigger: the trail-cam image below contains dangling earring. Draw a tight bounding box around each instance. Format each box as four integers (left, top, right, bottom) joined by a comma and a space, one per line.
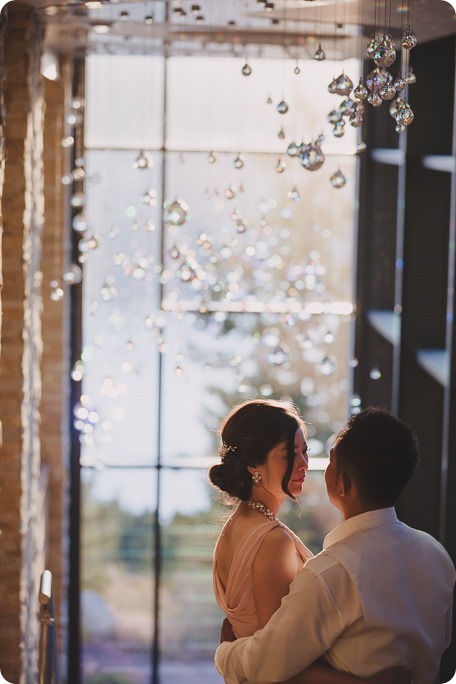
252, 471, 261, 484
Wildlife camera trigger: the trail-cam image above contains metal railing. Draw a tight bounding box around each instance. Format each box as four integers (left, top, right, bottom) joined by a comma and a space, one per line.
39, 571, 62, 684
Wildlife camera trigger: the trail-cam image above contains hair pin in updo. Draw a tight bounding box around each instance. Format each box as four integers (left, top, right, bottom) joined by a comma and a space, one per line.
219, 442, 237, 462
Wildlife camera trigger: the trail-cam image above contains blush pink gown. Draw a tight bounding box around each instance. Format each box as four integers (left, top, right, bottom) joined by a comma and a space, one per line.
213, 518, 313, 638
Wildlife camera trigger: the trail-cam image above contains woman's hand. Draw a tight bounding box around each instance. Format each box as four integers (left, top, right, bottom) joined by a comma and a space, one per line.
370, 667, 412, 684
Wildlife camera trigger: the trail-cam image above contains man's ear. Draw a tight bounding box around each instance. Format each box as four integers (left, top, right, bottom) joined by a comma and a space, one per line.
338, 471, 353, 497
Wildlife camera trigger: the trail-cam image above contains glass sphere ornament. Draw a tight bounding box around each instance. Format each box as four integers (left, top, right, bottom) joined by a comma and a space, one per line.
395, 103, 414, 126
163, 198, 190, 225
332, 120, 345, 138
405, 68, 416, 85
133, 149, 153, 169
366, 68, 388, 92
300, 141, 325, 171
373, 34, 396, 67
389, 96, 406, 118
275, 158, 286, 173
330, 169, 347, 189
233, 154, 244, 169
208, 150, 217, 163
354, 80, 368, 101
366, 37, 379, 58
335, 72, 353, 96
367, 92, 383, 107
313, 44, 325, 61
402, 26, 417, 50
393, 77, 406, 92
241, 62, 252, 76
380, 83, 396, 100
278, 127, 285, 140
277, 100, 289, 114
286, 141, 301, 157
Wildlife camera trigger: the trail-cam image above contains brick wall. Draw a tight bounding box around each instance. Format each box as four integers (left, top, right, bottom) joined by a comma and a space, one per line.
0, 5, 71, 682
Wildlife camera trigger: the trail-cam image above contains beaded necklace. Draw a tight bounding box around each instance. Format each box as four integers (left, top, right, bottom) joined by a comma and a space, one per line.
246, 500, 276, 521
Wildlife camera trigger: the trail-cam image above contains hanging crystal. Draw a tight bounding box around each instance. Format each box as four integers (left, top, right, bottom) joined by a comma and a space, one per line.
278, 127, 286, 140
286, 141, 302, 157
294, 62, 301, 74
163, 198, 189, 226
366, 68, 388, 92
330, 169, 347, 189
395, 103, 414, 126
366, 36, 379, 58
142, 188, 157, 205
49, 279, 64, 302
354, 80, 368, 101
373, 34, 396, 67
402, 26, 417, 50
277, 100, 289, 114
241, 62, 252, 76
63, 264, 82, 285
275, 158, 286, 173
339, 97, 355, 117
405, 68, 417, 84
379, 83, 396, 100
393, 77, 406, 92
327, 77, 338, 94
367, 92, 383, 107
133, 150, 153, 169
315, 354, 338, 376
389, 96, 406, 118
313, 44, 325, 61
300, 140, 325, 171
349, 113, 363, 128
327, 109, 341, 124
225, 185, 236, 199
335, 72, 354, 96
332, 120, 345, 137
72, 212, 89, 233
369, 367, 382, 380
208, 150, 217, 163
287, 186, 301, 201
233, 154, 245, 169
266, 95, 273, 105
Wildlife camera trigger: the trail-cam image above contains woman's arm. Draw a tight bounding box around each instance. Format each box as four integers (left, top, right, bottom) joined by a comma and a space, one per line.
252, 527, 301, 628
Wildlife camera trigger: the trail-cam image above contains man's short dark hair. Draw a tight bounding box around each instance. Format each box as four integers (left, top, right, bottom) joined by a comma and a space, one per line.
334, 407, 420, 507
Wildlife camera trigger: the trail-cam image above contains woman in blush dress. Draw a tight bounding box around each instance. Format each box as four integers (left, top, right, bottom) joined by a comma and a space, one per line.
209, 399, 410, 684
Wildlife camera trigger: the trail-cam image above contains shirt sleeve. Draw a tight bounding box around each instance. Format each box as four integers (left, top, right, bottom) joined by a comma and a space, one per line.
215, 560, 360, 683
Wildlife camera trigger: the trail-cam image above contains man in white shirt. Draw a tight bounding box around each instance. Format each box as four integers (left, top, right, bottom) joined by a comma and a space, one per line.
215, 407, 455, 684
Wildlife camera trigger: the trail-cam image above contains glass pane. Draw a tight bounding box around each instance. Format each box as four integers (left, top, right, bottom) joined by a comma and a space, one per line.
162, 151, 356, 306
161, 312, 352, 466
159, 469, 225, 683
80, 150, 162, 467
81, 468, 157, 683
166, 56, 359, 153
85, 54, 165, 149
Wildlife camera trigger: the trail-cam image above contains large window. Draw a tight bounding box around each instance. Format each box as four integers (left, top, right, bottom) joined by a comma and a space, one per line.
78, 52, 359, 683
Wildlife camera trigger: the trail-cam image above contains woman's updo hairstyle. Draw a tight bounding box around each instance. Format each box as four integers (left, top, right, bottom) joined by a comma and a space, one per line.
208, 399, 305, 502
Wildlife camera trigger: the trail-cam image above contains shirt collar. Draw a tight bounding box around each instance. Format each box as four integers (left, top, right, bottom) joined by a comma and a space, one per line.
323, 507, 398, 550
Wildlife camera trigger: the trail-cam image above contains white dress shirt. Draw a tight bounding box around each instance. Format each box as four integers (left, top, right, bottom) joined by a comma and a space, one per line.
215, 508, 455, 684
